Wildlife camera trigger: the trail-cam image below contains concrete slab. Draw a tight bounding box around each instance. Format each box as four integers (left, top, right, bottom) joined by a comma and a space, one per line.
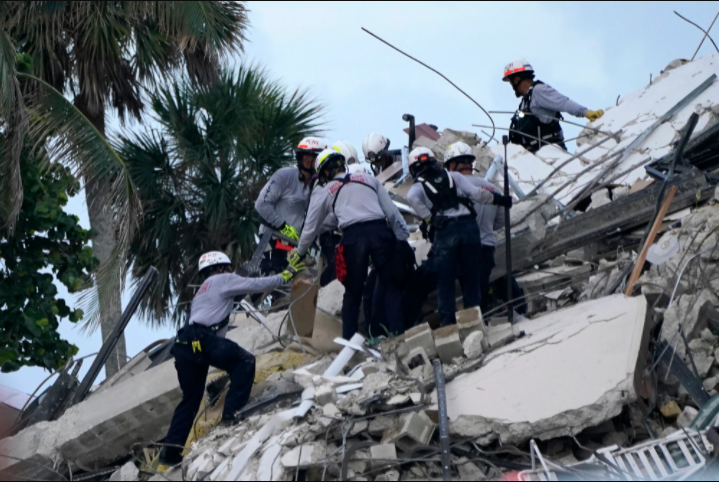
435, 295, 651, 446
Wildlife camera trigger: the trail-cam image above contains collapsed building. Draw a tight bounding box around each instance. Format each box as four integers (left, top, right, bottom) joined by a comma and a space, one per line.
3, 53, 719, 481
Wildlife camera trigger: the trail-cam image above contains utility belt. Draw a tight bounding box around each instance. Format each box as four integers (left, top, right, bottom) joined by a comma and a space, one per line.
175, 317, 229, 353
432, 214, 475, 229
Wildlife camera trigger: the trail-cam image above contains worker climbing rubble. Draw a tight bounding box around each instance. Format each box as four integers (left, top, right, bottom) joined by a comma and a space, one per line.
444, 142, 506, 312
292, 148, 410, 340
406, 147, 513, 326
503, 58, 605, 152
254, 137, 327, 275
158, 251, 305, 468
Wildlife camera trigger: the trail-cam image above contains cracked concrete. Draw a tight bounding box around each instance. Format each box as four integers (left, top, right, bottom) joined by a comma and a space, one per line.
436, 295, 651, 446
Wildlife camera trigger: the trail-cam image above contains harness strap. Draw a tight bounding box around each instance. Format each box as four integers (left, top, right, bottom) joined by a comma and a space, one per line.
331, 174, 377, 213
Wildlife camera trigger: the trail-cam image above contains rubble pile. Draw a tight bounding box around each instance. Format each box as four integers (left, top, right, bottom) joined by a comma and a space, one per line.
6, 54, 719, 482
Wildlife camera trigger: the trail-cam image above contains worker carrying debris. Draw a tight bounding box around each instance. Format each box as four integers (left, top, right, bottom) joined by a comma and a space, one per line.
503, 58, 604, 152
292, 148, 410, 340
254, 137, 327, 275
407, 147, 513, 326
363, 132, 400, 178
158, 251, 306, 467
444, 142, 505, 312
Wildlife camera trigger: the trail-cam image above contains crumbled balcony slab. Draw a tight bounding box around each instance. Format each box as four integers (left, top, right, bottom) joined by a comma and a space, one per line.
436, 295, 651, 446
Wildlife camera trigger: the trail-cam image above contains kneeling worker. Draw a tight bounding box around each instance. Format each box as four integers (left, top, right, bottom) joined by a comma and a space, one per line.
159, 251, 305, 467
503, 58, 604, 152
444, 143, 505, 313
294, 148, 410, 340
406, 147, 512, 326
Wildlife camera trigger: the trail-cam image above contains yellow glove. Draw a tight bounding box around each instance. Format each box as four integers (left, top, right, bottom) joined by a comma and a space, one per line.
280, 255, 306, 282
585, 109, 604, 122
279, 223, 300, 242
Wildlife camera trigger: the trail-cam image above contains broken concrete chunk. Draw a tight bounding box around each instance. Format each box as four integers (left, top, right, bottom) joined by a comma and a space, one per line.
463, 331, 485, 360
487, 323, 515, 349
677, 406, 699, 429
456, 307, 484, 341
440, 295, 651, 446
109, 462, 139, 482
370, 443, 397, 468
322, 403, 341, 419
660, 400, 682, 419
382, 411, 436, 452
602, 431, 629, 448
314, 385, 338, 406
280, 442, 328, 469
402, 347, 431, 372
404, 323, 438, 360
369, 416, 397, 436
692, 352, 714, 379
434, 325, 464, 365
701, 328, 719, 345
375, 469, 400, 481
456, 457, 485, 480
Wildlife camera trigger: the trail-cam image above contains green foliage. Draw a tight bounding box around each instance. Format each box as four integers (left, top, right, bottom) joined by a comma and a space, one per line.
121, 66, 324, 326
0, 146, 97, 373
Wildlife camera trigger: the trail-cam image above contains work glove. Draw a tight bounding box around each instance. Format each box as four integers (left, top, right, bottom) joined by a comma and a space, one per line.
288, 250, 316, 267
279, 223, 300, 242
585, 109, 605, 122
280, 255, 306, 283
420, 219, 431, 240
491, 192, 513, 209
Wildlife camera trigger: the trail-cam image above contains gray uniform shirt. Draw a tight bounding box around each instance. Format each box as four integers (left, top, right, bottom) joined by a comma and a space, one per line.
255, 166, 311, 233
298, 173, 410, 256
407, 170, 496, 220
528, 83, 588, 124
189, 273, 284, 328
464, 175, 505, 247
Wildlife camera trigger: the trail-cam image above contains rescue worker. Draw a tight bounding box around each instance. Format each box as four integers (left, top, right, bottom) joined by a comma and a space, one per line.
362, 133, 399, 177
317, 141, 361, 287
406, 147, 512, 326
443, 142, 505, 312
255, 137, 327, 275
159, 251, 306, 467
503, 59, 604, 152
293, 148, 410, 340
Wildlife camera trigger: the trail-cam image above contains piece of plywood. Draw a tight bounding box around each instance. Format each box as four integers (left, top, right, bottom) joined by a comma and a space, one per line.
287, 277, 319, 338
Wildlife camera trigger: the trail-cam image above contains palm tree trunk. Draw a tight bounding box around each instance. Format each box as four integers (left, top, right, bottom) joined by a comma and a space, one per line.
75, 95, 127, 379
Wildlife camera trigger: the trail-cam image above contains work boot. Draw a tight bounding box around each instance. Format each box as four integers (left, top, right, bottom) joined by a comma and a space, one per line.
219, 414, 246, 428
158, 446, 184, 467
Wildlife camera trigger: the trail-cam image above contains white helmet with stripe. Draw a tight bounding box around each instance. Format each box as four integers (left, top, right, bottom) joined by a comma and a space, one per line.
332, 140, 359, 165
443, 142, 476, 165
315, 148, 346, 173
408, 147, 435, 168
348, 163, 374, 176
362, 133, 390, 163
199, 251, 231, 273
502, 58, 535, 82
296, 137, 328, 159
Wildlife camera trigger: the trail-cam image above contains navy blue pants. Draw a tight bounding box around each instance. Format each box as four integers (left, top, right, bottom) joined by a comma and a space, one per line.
434, 216, 482, 326
319, 232, 342, 287
164, 325, 256, 447
403, 255, 438, 328
340, 221, 403, 340
478, 245, 496, 313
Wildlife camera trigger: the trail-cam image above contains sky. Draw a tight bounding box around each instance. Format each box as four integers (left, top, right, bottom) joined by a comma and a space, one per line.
2, 1, 718, 395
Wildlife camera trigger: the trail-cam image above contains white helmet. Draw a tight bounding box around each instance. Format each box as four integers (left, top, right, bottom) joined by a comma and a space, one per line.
362, 133, 390, 163
315, 147, 346, 173
408, 147, 435, 168
332, 141, 358, 165
348, 163, 374, 176
502, 58, 534, 82
199, 251, 231, 273
296, 137, 328, 158
444, 142, 476, 165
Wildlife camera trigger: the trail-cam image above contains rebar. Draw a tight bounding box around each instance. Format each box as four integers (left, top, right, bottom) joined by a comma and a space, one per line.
673, 10, 719, 59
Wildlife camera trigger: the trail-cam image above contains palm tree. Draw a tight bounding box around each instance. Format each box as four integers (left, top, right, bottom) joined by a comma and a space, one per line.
121, 67, 324, 325
0, 2, 249, 377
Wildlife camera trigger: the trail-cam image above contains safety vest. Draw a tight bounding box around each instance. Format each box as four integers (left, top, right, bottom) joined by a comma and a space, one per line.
415, 166, 476, 222
509, 80, 565, 153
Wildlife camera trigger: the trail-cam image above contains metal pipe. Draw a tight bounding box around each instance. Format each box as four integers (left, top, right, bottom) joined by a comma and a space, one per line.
433, 359, 452, 481
486, 155, 526, 199
72, 267, 159, 406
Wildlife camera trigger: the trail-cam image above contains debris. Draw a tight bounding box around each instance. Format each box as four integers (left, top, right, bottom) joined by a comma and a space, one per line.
370, 443, 398, 468
109, 462, 139, 482
660, 400, 682, 419
404, 323, 438, 360
281, 441, 328, 469
462, 331, 485, 360
677, 406, 699, 429
381, 411, 436, 452
314, 385, 338, 406
434, 325, 464, 365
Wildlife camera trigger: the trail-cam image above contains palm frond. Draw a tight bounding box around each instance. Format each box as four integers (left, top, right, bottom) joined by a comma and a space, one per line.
0, 30, 27, 232
19, 73, 142, 331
